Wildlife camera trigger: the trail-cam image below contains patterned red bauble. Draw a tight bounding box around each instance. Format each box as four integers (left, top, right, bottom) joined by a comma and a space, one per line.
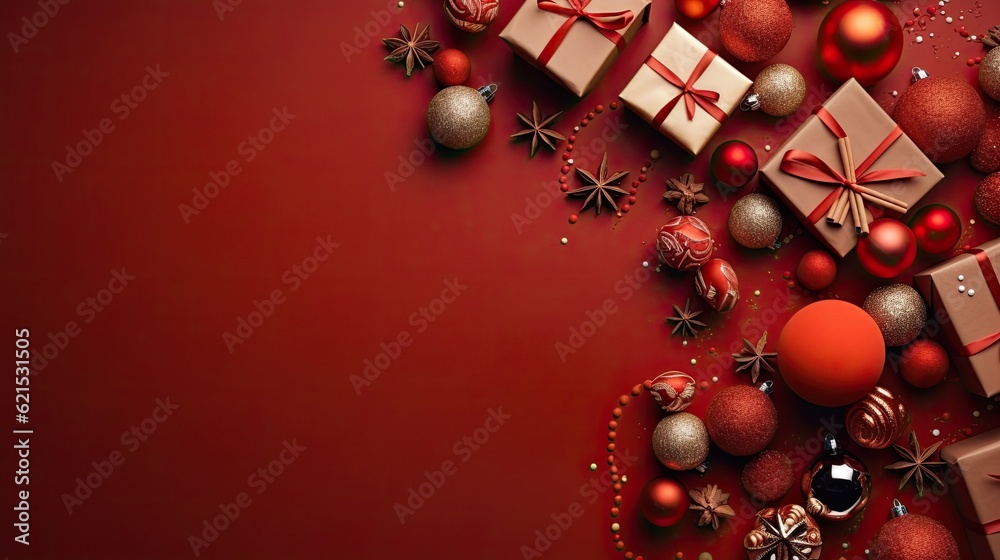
975, 172, 1000, 225
705, 385, 777, 456
971, 105, 1000, 173
655, 216, 715, 271
777, 300, 885, 406
796, 249, 837, 291
870, 511, 960, 560
893, 76, 985, 163
443, 0, 499, 33
710, 140, 758, 190
846, 386, 911, 449
639, 477, 690, 527
856, 219, 917, 278
817, 0, 903, 86
432, 49, 471, 87
908, 205, 961, 255
645, 371, 697, 412
695, 258, 739, 312
742, 450, 794, 503
719, 0, 792, 63
899, 339, 949, 389
675, 0, 720, 19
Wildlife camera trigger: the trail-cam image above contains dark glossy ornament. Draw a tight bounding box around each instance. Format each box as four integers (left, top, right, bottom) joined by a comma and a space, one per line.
801, 434, 871, 521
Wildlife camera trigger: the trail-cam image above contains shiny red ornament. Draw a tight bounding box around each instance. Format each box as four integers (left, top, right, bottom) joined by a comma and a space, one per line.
975, 172, 1000, 225
971, 105, 1000, 173
443, 0, 500, 33
655, 216, 715, 271
899, 339, 949, 389
710, 140, 758, 190
705, 384, 777, 456
855, 219, 916, 278
719, 0, 792, 63
432, 49, 471, 87
908, 205, 961, 255
645, 371, 696, 412
870, 508, 960, 560
639, 477, 690, 527
817, 0, 903, 86
675, 0, 720, 19
893, 76, 986, 163
695, 258, 739, 312
796, 249, 837, 291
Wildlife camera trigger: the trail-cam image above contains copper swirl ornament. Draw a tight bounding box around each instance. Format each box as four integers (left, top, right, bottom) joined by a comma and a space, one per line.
846, 386, 911, 449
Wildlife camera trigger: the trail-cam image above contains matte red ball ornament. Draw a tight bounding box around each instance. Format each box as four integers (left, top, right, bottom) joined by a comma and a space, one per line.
705, 383, 777, 456
856, 219, 917, 278
719, 0, 793, 63
655, 216, 715, 271
432, 49, 471, 87
908, 205, 961, 255
675, 0, 720, 19
695, 258, 739, 312
710, 140, 758, 190
796, 250, 837, 291
869, 501, 960, 560
893, 76, 985, 163
899, 339, 949, 389
975, 172, 1000, 225
817, 0, 903, 86
639, 477, 690, 527
443, 0, 500, 33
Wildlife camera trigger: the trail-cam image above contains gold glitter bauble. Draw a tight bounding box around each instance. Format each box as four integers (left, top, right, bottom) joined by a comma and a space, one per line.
846, 386, 911, 449
652, 412, 709, 471
752, 64, 806, 117
862, 284, 927, 347
728, 193, 782, 249
979, 48, 1000, 102
426, 86, 490, 149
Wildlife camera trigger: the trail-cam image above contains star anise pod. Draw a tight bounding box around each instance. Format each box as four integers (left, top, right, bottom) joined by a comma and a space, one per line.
885, 431, 946, 497
665, 299, 706, 337
383, 23, 440, 76
732, 332, 777, 384
982, 25, 1000, 49
510, 102, 566, 157
689, 484, 736, 530
567, 152, 629, 215
663, 173, 710, 215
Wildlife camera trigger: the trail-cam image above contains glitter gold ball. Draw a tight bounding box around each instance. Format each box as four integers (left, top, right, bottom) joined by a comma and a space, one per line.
752, 64, 806, 117
729, 193, 782, 249
426, 86, 490, 149
862, 284, 927, 347
651, 412, 709, 470
846, 386, 911, 449
719, 0, 793, 63
979, 47, 1000, 102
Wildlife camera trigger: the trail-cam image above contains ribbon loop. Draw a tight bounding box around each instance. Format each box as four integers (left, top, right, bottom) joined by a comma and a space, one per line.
536, 0, 634, 66
644, 51, 727, 127
959, 248, 1000, 357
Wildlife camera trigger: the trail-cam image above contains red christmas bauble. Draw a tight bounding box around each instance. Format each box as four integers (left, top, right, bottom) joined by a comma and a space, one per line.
694, 258, 739, 312
817, 0, 903, 86
742, 450, 794, 503
645, 371, 697, 412
710, 140, 758, 190
719, 0, 792, 63
893, 76, 986, 163
705, 385, 777, 456
639, 477, 690, 527
675, 0, 719, 19
655, 216, 715, 271
975, 172, 1000, 225
856, 219, 917, 278
777, 300, 885, 407
870, 513, 960, 560
908, 205, 961, 255
899, 339, 950, 389
796, 249, 837, 291
443, 0, 500, 33
432, 49, 471, 87
971, 105, 1000, 173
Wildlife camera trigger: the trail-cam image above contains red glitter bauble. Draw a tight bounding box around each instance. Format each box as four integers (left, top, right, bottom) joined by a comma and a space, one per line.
719, 0, 793, 63
432, 49, 471, 87
710, 140, 758, 190
705, 385, 777, 456
443, 0, 500, 33
893, 76, 985, 163
856, 219, 917, 278
655, 216, 715, 271
899, 339, 950, 389
742, 450, 794, 503
908, 205, 961, 255
817, 0, 903, 86
676, 0, 720, 20
695, 258, 740, 312
795, 249, 837, 291
870, 513, 960, 560
975, 172, 1000, 225
970, 105, 1000, 173
639, 477, 690, 527
777, 300, 885, 407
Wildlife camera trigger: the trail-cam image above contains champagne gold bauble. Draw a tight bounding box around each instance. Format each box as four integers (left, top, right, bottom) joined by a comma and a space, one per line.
652, 412, 709, 470
426, 86, 491, 149
752, 64, 806, 117
862, 284, 926, 347
979, 47, 1000, 102
729, 193, 782, 249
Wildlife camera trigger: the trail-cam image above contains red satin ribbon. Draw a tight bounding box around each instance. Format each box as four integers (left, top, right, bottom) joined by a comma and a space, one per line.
959, 248, 1000, 357
536, 0, 633, 66
643, 52, 727, 126
965, 516, 1000, 536
779, 106, 926, 224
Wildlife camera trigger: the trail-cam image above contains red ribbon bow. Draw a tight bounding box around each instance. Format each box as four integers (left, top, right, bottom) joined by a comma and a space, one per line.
780, 107, 926, 224
958, 248, 1000, 357
644, 51, 727, 126
536, 0, 634, 66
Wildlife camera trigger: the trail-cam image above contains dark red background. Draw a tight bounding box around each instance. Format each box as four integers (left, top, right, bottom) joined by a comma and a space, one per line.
2, 0, 999, 558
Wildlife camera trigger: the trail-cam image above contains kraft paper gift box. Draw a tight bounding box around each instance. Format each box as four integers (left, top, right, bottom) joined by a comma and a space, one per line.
914, 238, 1000, 398
499, 0, 651, 98
941, 428, 1000, 559
759, 78, 944, 257
619, 22, 751, 156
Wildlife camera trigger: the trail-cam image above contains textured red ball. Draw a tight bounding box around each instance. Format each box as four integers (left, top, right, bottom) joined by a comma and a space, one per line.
893, 76, 986, 163
856, 219, 917, 278
432, 49, 471, 87
796, 249, 837, 291
870, 513, 960, 560
742, 450, 794, 503
675, 0, 719, 19
975, 172, 1000, 225
711, 140, 758, 190
639, 477, 690, 527
705, 385, 777, 456
777, 300, 885, 407
443, 0, 500, 33
899, 339, 950, 389
695, 258, 739, 312
655, 216, 715, 271
908, 205, 961, 254
817, 0, 903, 86
719, 0, 792, 62
971, 105, 1000, 173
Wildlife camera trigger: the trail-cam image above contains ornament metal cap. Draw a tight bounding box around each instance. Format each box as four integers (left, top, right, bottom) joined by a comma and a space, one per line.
477, 84, 498, 103
758, 380, 774, 396
890, 498, 908, 518
823, 433, 841, 455
911, 67, 929, 82
740, 92, 761, 112
695, 459, 711, 475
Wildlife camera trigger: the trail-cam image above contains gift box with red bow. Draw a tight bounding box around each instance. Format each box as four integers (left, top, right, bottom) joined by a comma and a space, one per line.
941, 428, 1000, 559
618, 23, 751, 156
499, 0, 651, 98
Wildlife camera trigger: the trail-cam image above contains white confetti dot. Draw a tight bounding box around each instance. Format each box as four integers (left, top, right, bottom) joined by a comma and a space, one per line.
974, 410, 981, 417
712, 376, 719, 383
892, 90, 898, 96
916, 35, 924, 43
959, 285, 966, 293
959, 275, 965, 281
971, 219, 976, 225
655, 266, 662, 273
764, 144, 771, 152
932, 428, 941, 436
930, 32, 935, 38
947, 16, 953, 23
682, 340, 688, 347
969, 289, 976, 296
398, 0, 404, 6
642, 261, 649, 268
560, 237, 568, 245
754, 290, 761, 297
691, 358, 697, 365
590, 463, 597, 471
972, 35, 978, 40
